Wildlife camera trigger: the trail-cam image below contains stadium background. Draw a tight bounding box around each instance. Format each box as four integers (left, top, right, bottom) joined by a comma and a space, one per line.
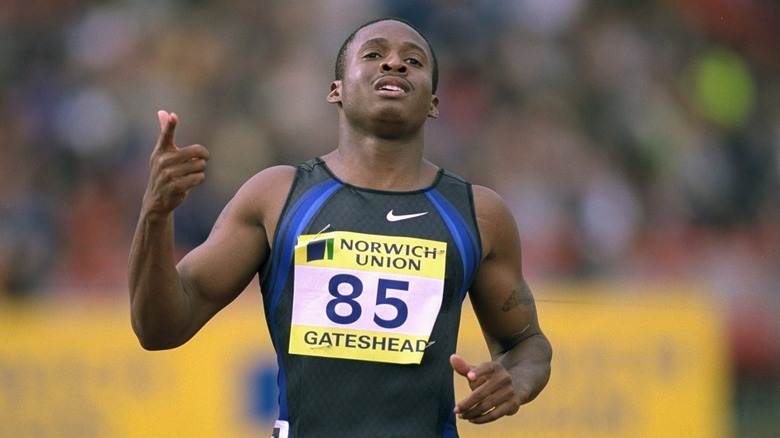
1, 0, 778, 436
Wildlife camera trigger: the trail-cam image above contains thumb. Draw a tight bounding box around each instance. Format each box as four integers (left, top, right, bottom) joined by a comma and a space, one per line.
450, 354, 474, 380
156, 110, 178, 151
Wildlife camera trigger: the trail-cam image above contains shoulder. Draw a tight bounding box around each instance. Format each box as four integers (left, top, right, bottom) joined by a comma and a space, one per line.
242, 164, 297, 190
472, 184, 516, 230
228, 165, 297, 225
471, 184, 520, 259
472, 184, 510, 216
234, 165, 296, 202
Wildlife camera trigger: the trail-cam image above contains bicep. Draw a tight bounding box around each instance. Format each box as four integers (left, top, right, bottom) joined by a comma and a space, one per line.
469, 187, 542, 357
176, 167, 292, 325
178, 194, 268, 307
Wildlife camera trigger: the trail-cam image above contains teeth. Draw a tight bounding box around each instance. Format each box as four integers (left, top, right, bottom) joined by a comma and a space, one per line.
381, 85, 403, 92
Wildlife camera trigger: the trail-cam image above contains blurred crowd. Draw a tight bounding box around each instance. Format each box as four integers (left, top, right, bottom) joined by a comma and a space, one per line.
1, 0, 779, 389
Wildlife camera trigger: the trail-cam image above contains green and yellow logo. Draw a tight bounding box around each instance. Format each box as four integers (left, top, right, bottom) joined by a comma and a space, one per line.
306, 238, 334, 262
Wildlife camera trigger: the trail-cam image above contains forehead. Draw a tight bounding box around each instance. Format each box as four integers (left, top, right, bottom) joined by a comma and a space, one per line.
351, 20, 431, 57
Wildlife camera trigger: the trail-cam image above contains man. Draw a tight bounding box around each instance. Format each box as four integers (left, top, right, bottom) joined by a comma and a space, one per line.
129, 17, 552, 437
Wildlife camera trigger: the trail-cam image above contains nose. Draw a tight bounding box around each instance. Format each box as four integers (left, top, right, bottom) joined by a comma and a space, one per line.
381, 58, 407, 74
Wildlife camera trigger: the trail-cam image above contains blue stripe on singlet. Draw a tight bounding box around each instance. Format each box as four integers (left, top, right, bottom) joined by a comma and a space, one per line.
265, 178, 342, 421
443, 409, 458, 438
425, 189, 481, 304
426, 188, 481, 438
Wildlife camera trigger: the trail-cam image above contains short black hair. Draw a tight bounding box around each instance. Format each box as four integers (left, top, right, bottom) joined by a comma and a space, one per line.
334, 17, 439, 93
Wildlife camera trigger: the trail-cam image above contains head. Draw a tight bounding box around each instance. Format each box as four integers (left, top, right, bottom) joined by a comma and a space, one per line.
335, 17, 439, 94
327, 18, 440, 139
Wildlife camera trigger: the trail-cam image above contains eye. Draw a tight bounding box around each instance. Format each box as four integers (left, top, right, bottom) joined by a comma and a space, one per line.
407, 58, 422, 66
363, 52, 381, 59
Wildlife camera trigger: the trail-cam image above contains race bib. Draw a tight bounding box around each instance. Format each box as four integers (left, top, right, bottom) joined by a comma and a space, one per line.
289, 231, 447, 364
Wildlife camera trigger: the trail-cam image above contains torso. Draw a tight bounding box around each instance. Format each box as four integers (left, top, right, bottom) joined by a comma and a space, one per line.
259, 157, 482, 437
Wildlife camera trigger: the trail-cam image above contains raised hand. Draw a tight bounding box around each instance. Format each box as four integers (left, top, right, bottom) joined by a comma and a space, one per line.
143, 111, 211, 215
450, 354, 521, 424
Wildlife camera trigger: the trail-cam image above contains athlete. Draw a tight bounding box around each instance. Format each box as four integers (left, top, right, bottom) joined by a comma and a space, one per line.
129, 17, 552, 437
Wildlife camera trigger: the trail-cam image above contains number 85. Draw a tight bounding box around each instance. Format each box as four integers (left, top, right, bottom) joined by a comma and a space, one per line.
326, 274, 409, 329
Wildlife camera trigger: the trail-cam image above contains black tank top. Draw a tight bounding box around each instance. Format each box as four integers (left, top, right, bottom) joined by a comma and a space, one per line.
261, 158, 482, 438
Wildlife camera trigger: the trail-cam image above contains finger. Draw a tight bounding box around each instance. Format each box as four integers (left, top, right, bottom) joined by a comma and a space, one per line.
177, 171, 207, 190
455, 384, 488, 417
163, 156, 208, 179
450, 354, 474, 379
458, 395, 500, 422
156, 110, 178, 152
179, 144, 211, 162
469, 389, 520, 425
458, 383, 513, 419
453, 361, 503, 415
467, 406, 503, 425
158, 110, 169, 130
467, 361, 500, 382
452, 355, 481, 416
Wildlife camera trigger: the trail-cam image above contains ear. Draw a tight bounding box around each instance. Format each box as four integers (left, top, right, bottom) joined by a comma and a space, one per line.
327, 81, 342, 104
427, 95, 440, 119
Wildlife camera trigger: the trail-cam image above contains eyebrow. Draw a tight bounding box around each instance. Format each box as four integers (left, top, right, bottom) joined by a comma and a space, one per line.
360, 38, 429, 59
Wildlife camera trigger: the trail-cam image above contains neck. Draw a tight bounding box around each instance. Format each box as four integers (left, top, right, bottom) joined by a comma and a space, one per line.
323, 129, 436, 191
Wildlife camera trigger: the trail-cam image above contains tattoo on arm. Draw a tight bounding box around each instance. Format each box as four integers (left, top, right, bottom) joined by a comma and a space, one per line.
501, 281, 534, 312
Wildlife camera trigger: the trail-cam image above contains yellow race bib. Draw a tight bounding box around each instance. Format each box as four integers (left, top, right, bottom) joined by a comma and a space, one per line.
289, 231, 447, 364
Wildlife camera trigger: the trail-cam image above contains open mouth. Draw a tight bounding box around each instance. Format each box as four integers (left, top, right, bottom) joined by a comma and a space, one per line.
374, 76, 411, 96
379, 84, 404, 93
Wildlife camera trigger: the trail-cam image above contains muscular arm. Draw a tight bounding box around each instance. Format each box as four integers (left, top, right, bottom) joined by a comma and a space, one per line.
452, 185, 552, 423
128, 111, 293, 350
129, 178, 270, 350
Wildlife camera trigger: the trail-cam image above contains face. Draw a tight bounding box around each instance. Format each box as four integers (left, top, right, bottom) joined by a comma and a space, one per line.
328, 20, 439, 136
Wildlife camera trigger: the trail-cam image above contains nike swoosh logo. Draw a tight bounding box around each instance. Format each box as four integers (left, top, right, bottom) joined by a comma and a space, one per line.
386, 210, 429, 222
